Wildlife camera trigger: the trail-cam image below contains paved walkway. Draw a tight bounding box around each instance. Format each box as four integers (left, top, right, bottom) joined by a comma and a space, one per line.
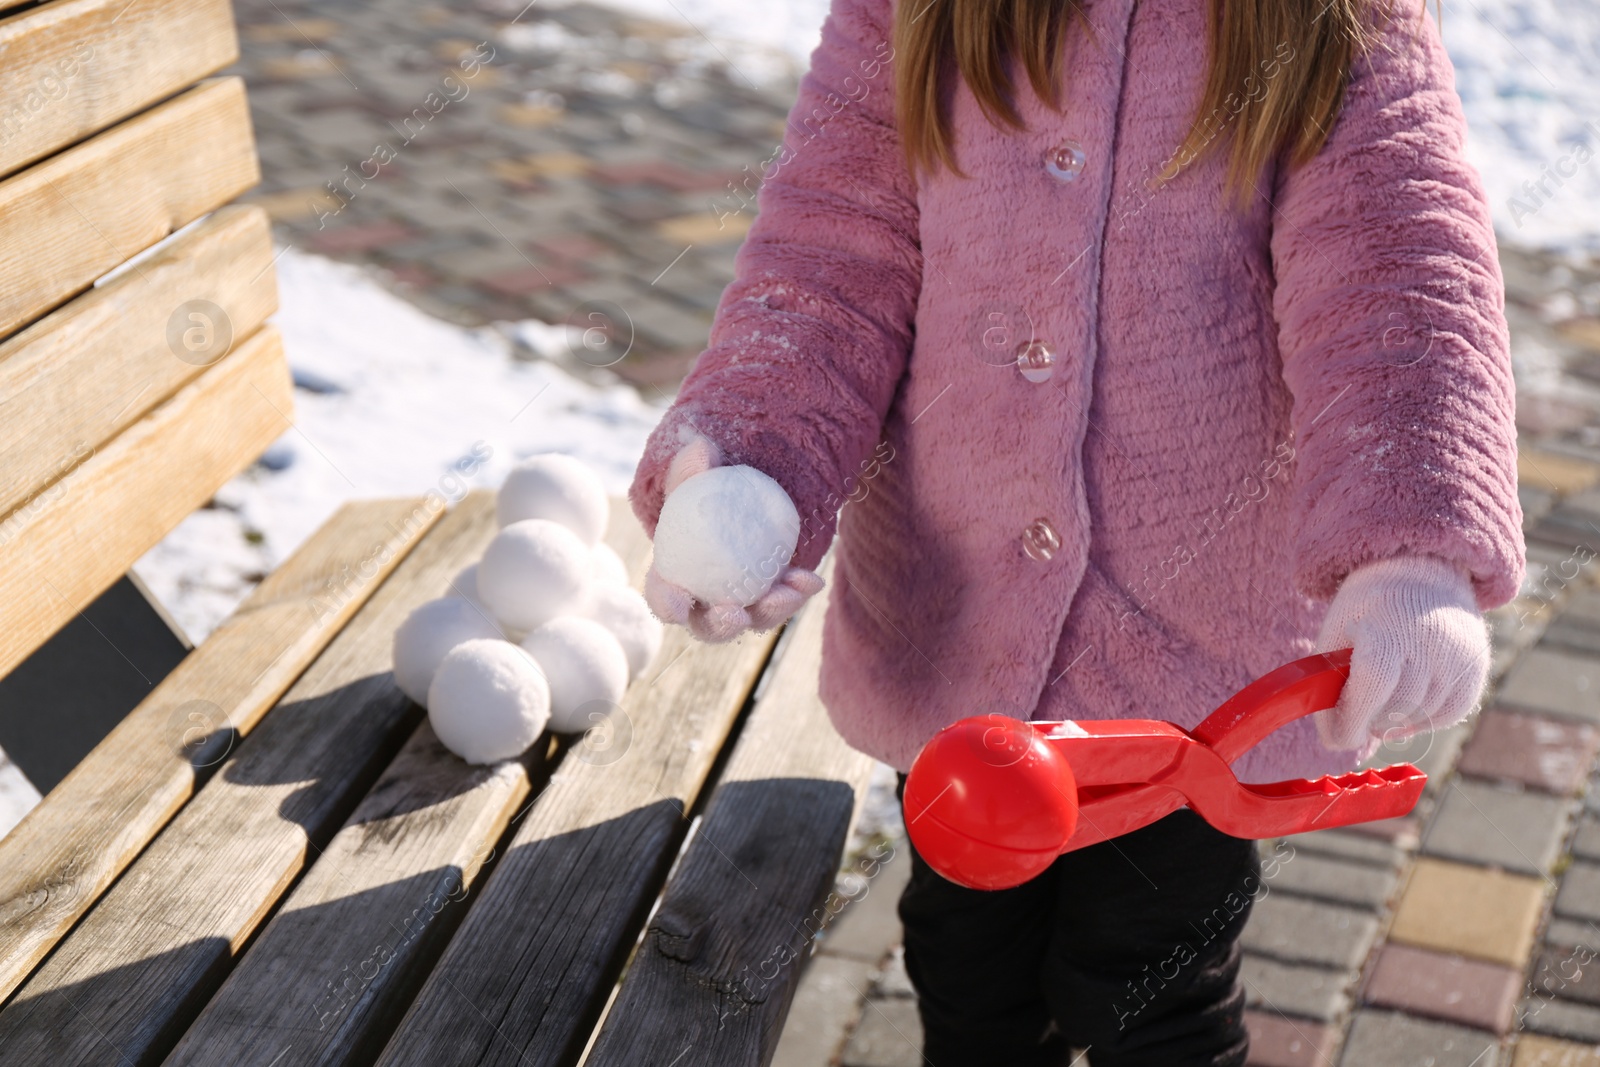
227, 5, 1600, 1064
227, 0, 800, 393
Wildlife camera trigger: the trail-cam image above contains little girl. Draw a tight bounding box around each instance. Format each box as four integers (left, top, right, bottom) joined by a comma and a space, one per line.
630, 0, 1523, 1060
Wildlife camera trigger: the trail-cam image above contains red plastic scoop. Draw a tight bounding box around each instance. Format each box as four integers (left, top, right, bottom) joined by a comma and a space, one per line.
902, 649, 1426, 890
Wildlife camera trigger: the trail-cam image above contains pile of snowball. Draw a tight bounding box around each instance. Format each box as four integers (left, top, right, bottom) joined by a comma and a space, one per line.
391, 454, 663, 764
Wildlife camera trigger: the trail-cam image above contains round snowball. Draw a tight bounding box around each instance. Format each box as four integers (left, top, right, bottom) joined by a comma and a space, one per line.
391, 597, 505, 706
583, 585, 664, 679
477, 519, 590, 633
428, 639, 551, 764
444, 563, 489, 611
497, 453, 609, 544
653, 465, 800, 607
590, 541, 629, 588
520, 617, 630, 733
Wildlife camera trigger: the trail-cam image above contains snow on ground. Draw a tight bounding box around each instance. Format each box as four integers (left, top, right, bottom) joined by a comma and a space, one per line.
1445, 0, 1600, 253
132, 247, 666, 643
593, 0, 830, 73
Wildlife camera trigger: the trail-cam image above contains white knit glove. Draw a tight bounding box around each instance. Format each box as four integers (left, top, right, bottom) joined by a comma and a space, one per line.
1312, 555, 1490, 751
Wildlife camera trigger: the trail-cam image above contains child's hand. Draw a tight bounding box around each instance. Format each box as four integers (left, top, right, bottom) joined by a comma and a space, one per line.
1312, 555, 1489, 752
642, 433, 824, 644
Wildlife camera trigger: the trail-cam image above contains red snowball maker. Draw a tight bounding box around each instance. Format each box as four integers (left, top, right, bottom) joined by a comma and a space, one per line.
902, 649, 1426, 890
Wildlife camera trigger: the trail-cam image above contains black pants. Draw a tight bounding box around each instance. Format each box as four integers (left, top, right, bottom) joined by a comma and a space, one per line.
895, 773, 1258, 1067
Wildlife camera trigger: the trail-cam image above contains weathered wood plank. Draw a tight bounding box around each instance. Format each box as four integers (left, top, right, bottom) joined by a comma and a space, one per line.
0, 0, 239, 179
162, 724, 541, 1067
0, 493, 501, 1064
0, 75, 258, 338
374, 619, 780, 1066
584, 561, 876, 1067
159, 503, 658, 1067
0, 323, 290, 679
0, 496, 441, 1006
0, 204, 277, 520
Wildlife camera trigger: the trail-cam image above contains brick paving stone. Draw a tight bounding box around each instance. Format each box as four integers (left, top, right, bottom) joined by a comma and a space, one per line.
1574, 816, 1600, 861
1336, 1009, 1499, 1067
1498, 647, 1600, 723
1530, 943, 1600, 1007
432, 239, 544, 278
1458, 709, 1600, 794
1240, 894, 1380, 970
1420, 778, 1575, 875
840, 997, 923, 1067
1276, 830, 1404, 869
1558, 863, 1600, 924
1567, 592, 1600, 629
819, 847, 912, 965
1266, 850, 1400, 909
1244, 1010, 1335, 1067
1337, 813, 1422, 847
1548, 918, 1600, 954
306, 220, 418, 254
771, 954, 876, 1067
608, 290, 712, 351
1518, 447, 1600, 496
1515, 1034, 1600, 1067
1547, 614, 1600, 658
1354, 723, 1468, 800
478, 263, 590, 296
1389, 858, 1546, 966
1524, 484, 1560, 529
1525, 997, 1600, 1043
1532, 509, 1600, 559
1361, 942, 1521, 1034
1240, 954, 1351, 1021
528, 231, 612, 262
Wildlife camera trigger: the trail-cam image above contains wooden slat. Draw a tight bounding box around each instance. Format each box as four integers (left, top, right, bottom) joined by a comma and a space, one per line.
0, 0, 239, 180
0, 204, 277, 519
0, 75, 258, 339
375, 626, 780, 1065
161, 503, 659, 1066
0, 493, 501, 1064
586, 560, 875, 1066
0, 497, 442, 1008
164, 725, 540, 1067
0, 323, 290, 679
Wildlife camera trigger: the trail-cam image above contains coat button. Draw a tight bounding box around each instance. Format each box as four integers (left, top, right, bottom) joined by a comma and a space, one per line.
1022, 518, 1061, 561
1014, 339, 1058, 383
1045, 140, 1086, 182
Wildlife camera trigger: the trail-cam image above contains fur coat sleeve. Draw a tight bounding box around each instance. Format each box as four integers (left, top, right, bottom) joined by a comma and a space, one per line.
1270, 0, 1524, 610
627, 0, 921, 570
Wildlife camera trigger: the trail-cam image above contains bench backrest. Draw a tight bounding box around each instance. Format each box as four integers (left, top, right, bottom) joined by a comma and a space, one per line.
0, 0, 288, 678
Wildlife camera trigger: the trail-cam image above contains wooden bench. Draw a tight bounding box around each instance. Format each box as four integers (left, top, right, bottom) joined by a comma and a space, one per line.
0, 2, 877, 1063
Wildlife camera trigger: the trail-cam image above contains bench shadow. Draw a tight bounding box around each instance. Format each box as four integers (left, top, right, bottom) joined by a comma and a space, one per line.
0, 777, 865, 1067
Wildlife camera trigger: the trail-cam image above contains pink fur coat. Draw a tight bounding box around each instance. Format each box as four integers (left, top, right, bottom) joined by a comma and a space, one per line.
629, 0, 1524, 782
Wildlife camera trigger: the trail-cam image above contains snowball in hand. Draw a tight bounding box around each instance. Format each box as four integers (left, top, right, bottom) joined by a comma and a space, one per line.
653, 466, 801, 606
391, 597, 504, 706
583, 585, 663, 679
428, 639, 551, 764
521, 617, 630, 733
477, 519, 590, 632
590, 541, 629, 588
497, 453, 609, 545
